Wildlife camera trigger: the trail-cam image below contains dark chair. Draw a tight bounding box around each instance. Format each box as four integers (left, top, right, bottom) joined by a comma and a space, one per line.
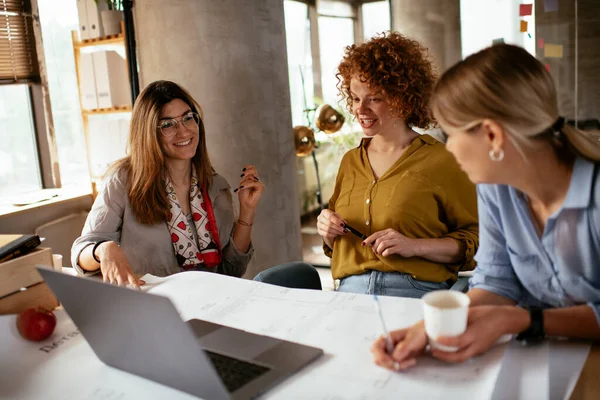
449, 272, 472, 293
253, 262, 322, 290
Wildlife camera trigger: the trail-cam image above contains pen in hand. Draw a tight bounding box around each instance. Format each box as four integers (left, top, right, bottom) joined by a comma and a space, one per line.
373, 294, 400, 370
344, 223, 367, 240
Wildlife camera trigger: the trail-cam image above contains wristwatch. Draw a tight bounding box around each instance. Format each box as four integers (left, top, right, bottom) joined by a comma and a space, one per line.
516, 307, 545, 344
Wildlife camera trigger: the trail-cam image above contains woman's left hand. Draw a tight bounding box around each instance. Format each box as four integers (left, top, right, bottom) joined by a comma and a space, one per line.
431, 305, 528, 363
235, 164, 265, 211
364, 228, 417, 257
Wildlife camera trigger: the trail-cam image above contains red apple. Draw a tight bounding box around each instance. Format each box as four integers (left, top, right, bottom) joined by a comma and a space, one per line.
16, 307, 57, 341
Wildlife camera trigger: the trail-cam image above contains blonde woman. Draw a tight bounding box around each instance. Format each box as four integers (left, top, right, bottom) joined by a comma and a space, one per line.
72, 80, 264, 287
372, 44, 600, 370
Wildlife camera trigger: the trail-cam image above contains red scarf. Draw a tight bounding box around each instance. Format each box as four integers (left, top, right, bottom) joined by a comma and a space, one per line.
165, 169, 222, 269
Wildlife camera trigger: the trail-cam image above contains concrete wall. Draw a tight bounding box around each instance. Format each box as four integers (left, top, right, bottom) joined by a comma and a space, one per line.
391, 0, 462, 73
535, 0, 600, 122
133, 0, 302, 278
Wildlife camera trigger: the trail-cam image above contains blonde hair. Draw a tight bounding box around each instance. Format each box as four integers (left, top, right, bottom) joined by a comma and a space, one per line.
431, 44, 600, 163
108, 80, 214, 225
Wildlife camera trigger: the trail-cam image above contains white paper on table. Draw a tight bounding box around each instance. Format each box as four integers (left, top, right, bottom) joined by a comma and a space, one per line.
0, 310, 199, 400
491, 338, 591, 400
143, 272, 507, 400
492, 340, 550, 400
0, 272, 512, 400
550, 340, 591, 400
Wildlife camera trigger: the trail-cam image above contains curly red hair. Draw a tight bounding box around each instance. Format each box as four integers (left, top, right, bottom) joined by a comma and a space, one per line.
336, 32, 437, 128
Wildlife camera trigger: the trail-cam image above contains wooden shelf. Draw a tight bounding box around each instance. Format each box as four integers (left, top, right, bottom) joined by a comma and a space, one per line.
72, 21, 126, 49
82, 105, 132, 115
71, 19, 132, 198
75, 32, 125, 48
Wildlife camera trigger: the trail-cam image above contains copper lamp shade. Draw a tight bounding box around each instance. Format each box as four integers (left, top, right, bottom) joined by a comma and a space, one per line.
315, 104, 345, 134
294, 126, 316, 157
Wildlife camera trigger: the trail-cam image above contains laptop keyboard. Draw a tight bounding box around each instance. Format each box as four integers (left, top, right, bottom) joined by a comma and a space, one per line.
204, 350, 271, 392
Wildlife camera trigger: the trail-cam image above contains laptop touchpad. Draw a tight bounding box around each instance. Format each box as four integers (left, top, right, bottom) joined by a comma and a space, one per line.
195, 324, 280, 360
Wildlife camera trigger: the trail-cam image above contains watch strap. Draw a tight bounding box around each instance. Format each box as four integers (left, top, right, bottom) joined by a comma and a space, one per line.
516, 307, 545, 343
92, 240, 108, 263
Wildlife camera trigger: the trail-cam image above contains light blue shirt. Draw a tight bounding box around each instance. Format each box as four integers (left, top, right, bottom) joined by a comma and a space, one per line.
470, 157, 600, 325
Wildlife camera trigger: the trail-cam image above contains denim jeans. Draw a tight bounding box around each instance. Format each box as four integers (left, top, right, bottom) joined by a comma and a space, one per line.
337, 270, 450, 299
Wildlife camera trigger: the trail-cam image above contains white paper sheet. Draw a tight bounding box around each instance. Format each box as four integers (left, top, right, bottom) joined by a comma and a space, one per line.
0, 310, 197, 400
550, 340, 591, 400
0, 271, 591, 399
142, 272, 506, 399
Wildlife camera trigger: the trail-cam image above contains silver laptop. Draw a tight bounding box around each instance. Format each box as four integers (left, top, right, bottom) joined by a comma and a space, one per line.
37, 267, 323, 400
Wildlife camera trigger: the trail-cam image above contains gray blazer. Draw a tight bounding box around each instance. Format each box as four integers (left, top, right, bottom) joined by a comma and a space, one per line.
71, 169, 253, 277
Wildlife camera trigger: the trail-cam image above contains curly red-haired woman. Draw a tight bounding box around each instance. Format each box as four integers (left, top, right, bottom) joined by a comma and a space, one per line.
316, 32, 479, 298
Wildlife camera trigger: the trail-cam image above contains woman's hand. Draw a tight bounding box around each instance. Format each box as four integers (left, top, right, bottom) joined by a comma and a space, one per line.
364, 228, 417, 257
431, 305, 528, 363
96, 241, 144, 288
316, 209, 346, 247
371, 321, 428, 371
235, 165, 265, 212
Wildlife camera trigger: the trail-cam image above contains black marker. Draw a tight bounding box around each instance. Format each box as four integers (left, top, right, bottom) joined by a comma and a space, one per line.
344, 223, 367, 240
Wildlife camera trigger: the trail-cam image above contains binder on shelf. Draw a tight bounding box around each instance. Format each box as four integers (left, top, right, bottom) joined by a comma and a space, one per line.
88, 118, 111, 178
85, 0, 107, 39
80, 53, 98, 110
76, 0, 89, 40
119, 118, 130, 154
92, 51, 131, 109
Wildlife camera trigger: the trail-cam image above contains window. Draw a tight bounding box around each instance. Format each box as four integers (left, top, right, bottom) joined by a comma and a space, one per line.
460, 0, 536, 58
362, 1, 391, 40
284, 0, 315, 127
0, 85, 42, 196
0, 0, 39, 82
317, 0, 355, 106
0, 0, 90, 201
0, 0, 42, 196
38, 0, 89, 189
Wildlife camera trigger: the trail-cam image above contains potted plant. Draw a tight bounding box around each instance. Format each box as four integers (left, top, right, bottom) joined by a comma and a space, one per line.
96, 0, 124, 36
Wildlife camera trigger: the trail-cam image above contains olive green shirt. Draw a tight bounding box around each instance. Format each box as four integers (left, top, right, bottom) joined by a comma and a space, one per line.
325, 135, 478, 283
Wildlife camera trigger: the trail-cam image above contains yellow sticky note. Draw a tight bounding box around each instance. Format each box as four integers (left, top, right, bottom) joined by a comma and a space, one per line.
520, 20, 528, 32
544, 44, 563, 58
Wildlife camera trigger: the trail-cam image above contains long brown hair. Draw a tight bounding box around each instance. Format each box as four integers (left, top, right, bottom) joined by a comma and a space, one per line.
108, 80, 214, 224
431, 44, 600, 163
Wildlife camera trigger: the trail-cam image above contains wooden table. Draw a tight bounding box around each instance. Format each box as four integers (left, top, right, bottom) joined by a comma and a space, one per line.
570, 343, 600, 399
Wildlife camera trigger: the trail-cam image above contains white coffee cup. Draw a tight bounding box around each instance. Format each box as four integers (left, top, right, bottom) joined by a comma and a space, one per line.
422, 290, 470, 352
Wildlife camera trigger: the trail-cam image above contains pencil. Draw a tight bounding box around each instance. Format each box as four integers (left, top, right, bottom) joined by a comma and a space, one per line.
373, 294, 394, 354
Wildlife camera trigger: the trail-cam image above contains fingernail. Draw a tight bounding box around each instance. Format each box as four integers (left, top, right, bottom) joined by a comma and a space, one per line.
240, 173, 245, 177
242, 167, 246, 171
340, 223, 345, 227
253, 177, 259, 181
393, 362, 400, 370
240, 185, 244, 188
361, 242, 365, 246
344, 228, 349, 233
234, 188, 238, 193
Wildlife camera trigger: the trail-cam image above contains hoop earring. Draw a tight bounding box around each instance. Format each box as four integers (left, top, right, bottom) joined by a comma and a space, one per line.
489, 148, 504, 161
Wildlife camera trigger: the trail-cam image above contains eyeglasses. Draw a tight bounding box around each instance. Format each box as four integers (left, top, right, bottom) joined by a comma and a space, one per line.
157, 112, 200, 137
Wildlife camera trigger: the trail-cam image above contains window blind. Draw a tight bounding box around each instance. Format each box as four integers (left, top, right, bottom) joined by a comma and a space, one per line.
0, 0, 39, 84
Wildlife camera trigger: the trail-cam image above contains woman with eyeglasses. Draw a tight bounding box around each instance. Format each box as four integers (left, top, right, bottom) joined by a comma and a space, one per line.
372, 44, 600, 371
71, 80, 263, 287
